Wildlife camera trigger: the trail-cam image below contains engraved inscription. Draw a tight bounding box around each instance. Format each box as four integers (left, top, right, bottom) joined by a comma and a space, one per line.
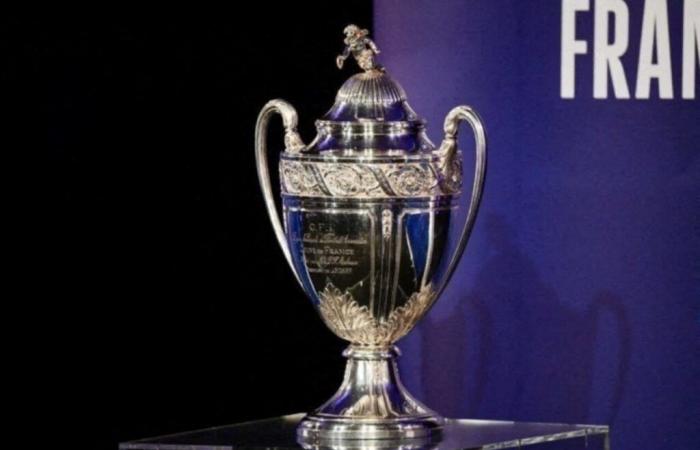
303, 223, 367, 275
289, 210, 374, 309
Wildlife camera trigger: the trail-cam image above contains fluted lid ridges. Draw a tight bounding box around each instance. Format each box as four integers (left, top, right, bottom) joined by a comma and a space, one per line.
322, 70, 420, 122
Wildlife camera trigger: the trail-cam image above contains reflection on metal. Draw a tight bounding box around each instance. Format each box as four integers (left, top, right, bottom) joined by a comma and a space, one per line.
255, 24, 488, 441
318, 283, 434, 346
280, 158, 461, 199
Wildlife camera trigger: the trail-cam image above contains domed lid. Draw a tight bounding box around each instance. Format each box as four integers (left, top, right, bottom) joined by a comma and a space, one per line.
322, 70, 419, 122
305, 25, 434, 155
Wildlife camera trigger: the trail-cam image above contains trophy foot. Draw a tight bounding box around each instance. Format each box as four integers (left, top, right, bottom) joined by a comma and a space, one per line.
297, 345, 443, 442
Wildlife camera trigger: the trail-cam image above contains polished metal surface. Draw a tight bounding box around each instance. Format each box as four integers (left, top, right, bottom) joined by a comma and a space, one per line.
279, 156, 462, 199
255, 25, 487, 441
296, 346, 443, 441
255, 99, 307, 286
336, 24, 381, 71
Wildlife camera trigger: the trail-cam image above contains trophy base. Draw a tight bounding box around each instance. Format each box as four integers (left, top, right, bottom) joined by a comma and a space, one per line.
297, 345, 443, 442
297, 415, 443, 442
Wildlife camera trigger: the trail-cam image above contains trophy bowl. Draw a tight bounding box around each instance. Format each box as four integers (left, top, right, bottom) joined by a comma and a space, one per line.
255, 25, 486, 442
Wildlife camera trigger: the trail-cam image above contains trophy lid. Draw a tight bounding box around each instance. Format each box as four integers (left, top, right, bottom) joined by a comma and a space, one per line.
322, 70, 419, 122
306, 25, 434, 155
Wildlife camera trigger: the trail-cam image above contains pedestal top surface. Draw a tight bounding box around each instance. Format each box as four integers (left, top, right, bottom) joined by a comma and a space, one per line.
119, 413, 609, 450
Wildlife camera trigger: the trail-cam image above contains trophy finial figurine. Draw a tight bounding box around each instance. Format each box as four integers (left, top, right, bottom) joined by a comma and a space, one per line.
255, 25, 487, 442
336, 24, 381, 71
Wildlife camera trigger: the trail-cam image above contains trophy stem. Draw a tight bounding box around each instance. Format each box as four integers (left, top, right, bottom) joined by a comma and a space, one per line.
297, 345, 443, 442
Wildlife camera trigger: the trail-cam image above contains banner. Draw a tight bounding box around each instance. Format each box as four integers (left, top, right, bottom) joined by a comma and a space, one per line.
375, 1, 699, 448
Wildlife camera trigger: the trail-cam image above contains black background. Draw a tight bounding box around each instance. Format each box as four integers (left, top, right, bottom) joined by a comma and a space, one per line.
10, 4, 372, 449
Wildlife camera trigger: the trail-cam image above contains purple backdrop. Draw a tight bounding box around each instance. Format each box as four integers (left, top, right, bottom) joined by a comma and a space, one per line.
375, 1, 699, 449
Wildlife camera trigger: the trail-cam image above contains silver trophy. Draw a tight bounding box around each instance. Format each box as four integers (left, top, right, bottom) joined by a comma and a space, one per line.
255, 25, 487, 442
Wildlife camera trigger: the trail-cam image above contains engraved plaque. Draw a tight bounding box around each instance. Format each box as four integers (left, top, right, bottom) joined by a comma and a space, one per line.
286, 208, 374, 308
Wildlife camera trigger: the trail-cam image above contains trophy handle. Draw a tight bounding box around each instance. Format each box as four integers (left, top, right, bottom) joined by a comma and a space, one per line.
255, 99, 306, 287
435, 105, 487, 299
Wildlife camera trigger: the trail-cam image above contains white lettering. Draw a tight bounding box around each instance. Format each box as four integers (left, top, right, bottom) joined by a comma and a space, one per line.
594, 0, 631, 99
636, 0, 673, 99
561, 0, 591, 98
